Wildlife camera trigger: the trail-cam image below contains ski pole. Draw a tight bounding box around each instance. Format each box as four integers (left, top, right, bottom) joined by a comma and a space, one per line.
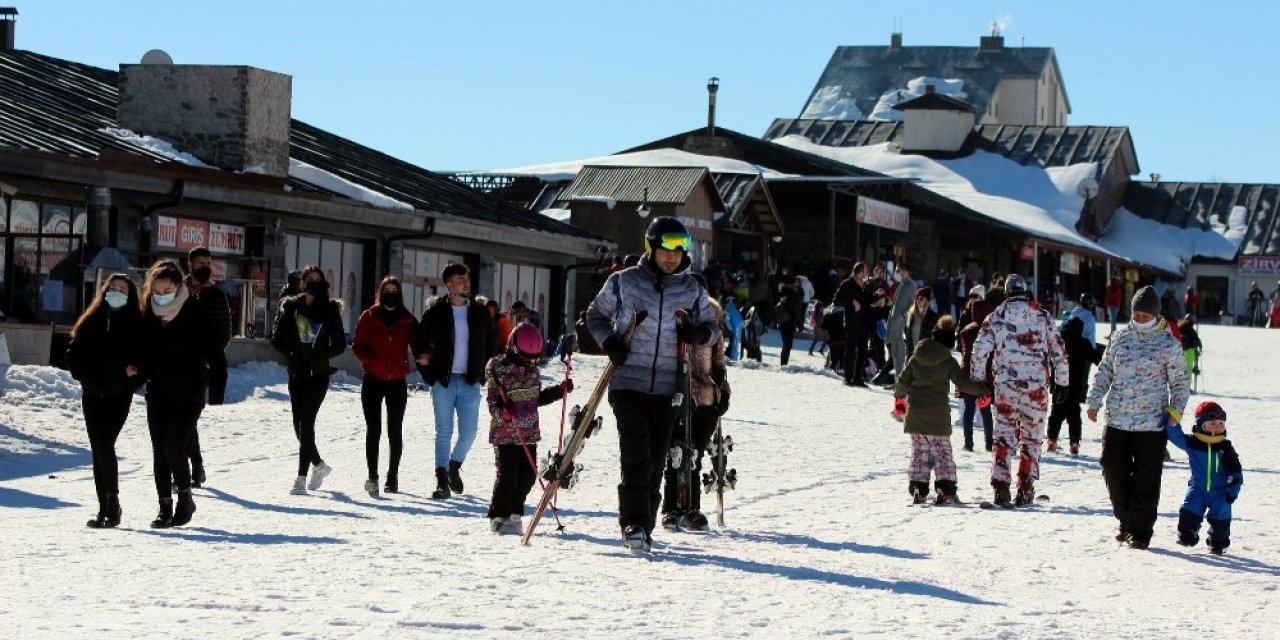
499, 381, 566, 532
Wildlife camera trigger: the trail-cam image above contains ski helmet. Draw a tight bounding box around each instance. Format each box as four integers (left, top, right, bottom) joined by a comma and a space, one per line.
643, 216, 692, 271
1005, 274, 1027, 295
508, 322, 544, 360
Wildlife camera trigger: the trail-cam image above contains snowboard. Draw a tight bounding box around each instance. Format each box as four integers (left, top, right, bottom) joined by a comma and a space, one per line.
979, 494, 1051, 509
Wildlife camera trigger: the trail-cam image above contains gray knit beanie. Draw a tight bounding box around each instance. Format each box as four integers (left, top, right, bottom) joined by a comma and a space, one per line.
1131, 286, 1160, 316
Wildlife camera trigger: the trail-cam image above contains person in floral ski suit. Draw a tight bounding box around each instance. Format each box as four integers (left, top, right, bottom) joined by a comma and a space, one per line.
970, 274, 1069, 507
484, 322, 572, 534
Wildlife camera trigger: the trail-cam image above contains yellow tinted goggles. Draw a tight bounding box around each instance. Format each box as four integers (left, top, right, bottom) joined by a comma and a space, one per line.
652, 232, 692, 252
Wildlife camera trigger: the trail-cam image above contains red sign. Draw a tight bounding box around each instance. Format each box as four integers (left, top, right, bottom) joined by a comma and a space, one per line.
1020, 241, 1036, 261
155, 216, 243, 255
208, 222, 245, 255
856, 196, 910, 232
1239, 255, 1280, 276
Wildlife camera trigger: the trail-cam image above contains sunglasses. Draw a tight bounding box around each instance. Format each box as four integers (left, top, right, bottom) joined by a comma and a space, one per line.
652, 232, 692, 252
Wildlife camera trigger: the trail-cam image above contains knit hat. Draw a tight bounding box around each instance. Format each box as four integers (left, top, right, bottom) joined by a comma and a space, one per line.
931, 316, 956, 349
1131, 286, 1160, 316
968, 284, 987, 299
916, 286, 932, 300
1193, 401, 1227, 434
1005, 274, 1027, 295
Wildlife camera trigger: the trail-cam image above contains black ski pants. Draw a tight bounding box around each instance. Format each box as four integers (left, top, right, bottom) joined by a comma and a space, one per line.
1047, 401, 1082, 444
661, 406, 717, 514
1100, 427, 1166, 542
362, 375, 408, 481
146, 399, 204, 497
609, 389, 676, 534
488, 443, 537, 519
288, 374, 329, 477
843, 329, 868, 383
779, 322, 796, 366
83, 392, 133, 497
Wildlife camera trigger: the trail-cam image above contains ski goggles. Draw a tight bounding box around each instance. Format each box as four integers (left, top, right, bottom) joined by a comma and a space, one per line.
650, 232, 693, 253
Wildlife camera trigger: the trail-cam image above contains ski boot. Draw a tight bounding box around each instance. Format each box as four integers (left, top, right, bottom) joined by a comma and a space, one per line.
622, 525, 651, 552
991, 481, 1013, 508
934, 480, 960, 506
661, 512, 681, 532
679, 510, 710, 531
1046, 439, 1060, 453
1014, 480, 1035, 507
909, 480, 929, 505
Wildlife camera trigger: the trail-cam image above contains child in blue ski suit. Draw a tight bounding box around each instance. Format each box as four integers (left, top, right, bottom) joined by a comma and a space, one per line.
1165, 401, 1243, 554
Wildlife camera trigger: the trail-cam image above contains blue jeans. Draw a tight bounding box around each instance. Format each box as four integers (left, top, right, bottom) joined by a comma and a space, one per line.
1107, 306, 1119, 334
430, 380, 482, 469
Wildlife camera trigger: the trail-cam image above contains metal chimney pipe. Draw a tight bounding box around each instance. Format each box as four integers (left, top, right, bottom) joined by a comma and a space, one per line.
706, 77, 720, 137
0, 7, 17, 52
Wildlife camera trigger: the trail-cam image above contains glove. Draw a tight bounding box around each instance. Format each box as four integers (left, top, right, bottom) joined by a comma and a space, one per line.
1226, 493, 1238, 504
501, 399, 516, 422
602, 335, 629, 367
676, 324, 711, 345
561, 379, 575, 395
1159, 406, 1182, 429
976, 395, 992, 410
715, 387, 731, 417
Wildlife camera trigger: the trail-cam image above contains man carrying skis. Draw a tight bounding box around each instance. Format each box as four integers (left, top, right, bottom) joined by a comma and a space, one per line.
971, 274, 1069, 507
587, 217, 718, 552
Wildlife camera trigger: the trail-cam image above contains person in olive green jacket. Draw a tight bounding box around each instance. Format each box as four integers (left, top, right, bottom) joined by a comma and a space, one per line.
894, 316, 992, 505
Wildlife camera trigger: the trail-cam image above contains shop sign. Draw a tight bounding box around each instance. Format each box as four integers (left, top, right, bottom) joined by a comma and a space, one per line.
156, 216, 244, 254
1238, 255, 1280, 276
1059, 252, 1080, 275
1020, 241, 1035, 261
856, 196, 909, 232
208, 222, 245, 255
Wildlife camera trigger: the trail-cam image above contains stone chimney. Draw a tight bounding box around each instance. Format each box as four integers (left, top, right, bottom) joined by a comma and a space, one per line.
1, 7, 17, 52
890, 32, 902, 50
979, 22, 1004, 52
117, 62, 292, 177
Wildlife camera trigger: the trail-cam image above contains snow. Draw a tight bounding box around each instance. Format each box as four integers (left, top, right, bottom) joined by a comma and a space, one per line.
288, 159, 415, 210
869, 77, 968, 121
1098, 208, 1244, 275
98, 127, 216, 168
485, 148, 791, 182
3, 325, 1279, 637
540, 207, 572, 223
799, 85, 867, 120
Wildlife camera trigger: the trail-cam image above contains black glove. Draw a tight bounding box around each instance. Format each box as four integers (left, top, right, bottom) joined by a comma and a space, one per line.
602, 335, 629, 367
1226, 494, 1237, 504
715, 388, 731, 417
676, 324, 710, 345
561, 378, 575, 395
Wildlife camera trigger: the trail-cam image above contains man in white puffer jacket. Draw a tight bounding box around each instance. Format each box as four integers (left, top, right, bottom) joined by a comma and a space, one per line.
1087, 285, 1190, 549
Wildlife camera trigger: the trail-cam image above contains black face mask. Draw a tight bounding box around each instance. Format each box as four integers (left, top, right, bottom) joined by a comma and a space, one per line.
192, 266, 212, 283
305, 281, 327, 298
381, 292, 401, 309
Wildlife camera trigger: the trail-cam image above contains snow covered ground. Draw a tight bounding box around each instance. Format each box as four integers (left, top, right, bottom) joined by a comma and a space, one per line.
2, 324, 1278, 638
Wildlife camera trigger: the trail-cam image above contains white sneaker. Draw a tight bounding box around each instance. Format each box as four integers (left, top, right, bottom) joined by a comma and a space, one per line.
308, 463, 332, 490
364, 478, 379, 498
505, 515, 524, 535
490, 517, 506, 533
290, 476, 308, 495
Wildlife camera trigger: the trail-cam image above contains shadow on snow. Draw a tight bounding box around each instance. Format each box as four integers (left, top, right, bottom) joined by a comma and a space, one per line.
0, 485, 79, 509
201, 487, 371, 519
0, 421, 91, 482
137, 525, 345, 545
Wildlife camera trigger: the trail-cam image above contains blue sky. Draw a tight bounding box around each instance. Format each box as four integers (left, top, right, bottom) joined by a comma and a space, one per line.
17, 1, 1280, 183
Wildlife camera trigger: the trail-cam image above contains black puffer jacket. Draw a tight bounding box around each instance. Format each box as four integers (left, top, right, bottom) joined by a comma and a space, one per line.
272, 295, 347, 378
413, 296, 495, 387
139, 296, 217, 404
1060, 317, 1103, 404
66, 308, 145, 397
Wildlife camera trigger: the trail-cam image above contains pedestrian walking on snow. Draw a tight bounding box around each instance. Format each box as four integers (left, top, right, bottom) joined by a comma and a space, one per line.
182, 246, 232, 489
351, 276, 418, 496
1165, 401, 1243, 554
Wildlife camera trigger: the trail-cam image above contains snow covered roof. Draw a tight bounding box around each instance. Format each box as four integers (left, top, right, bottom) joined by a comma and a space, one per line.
486, 148, 789, 182
1112, 181, 1280, 270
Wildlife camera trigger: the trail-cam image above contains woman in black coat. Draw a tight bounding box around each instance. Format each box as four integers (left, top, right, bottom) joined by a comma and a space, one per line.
66, 274, 144, 528
138, 260, 217, 528
775, 276, 804, 367
271, 265, 347, 496
1048, 316, 1103, 455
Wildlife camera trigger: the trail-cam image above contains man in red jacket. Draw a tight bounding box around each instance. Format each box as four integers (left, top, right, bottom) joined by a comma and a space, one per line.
1105, 277, 1125, 335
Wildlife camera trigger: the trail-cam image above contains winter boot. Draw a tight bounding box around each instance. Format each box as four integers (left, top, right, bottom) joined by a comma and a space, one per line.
191, 463, 206, 488
383, 471, 398, 494
171, 490, 196, 527
661, 512, 681, 532
991, 481, 1012, 508
1207, 518, 1231, 554
505, 514, 524, 535
1046, 439, 1060, 453
290, 476, 308, 495
934, 480, 960, 506
308, 462, 332, 490
86, 494, 107, 529
448, 460, 465, 494
622, 525, 651, 552
364, 477, 380, 498
1069, 441, 1080, 456
431, 468, 451, 499
150, 498, 174, 529
1177, 532, 1198, 547
909, 480, 930, 505
1014, 480, 1035, 507
1127, 536, 1150, 550
490, 517, 507, 533
1114, 527, 1130, 543
101, 493, 122, 528
680, 510, 710, 531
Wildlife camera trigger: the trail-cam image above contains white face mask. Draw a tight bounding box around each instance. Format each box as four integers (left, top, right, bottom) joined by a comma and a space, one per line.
105, 291, 128, 309
1132, 317, 1157, 330
153, 291, 177, 306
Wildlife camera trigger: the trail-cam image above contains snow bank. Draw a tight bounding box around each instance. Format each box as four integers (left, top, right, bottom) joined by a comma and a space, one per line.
288, 159, 414, 210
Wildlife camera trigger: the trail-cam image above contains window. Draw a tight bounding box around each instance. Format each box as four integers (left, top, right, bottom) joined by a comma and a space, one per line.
1, 199, 86, 323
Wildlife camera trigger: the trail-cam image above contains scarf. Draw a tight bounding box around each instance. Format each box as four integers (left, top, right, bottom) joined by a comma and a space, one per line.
152, 286, 190, 325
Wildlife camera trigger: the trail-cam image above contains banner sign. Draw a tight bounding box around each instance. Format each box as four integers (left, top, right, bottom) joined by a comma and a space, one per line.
1059, 252, 1080, 275
1238, 255, 1280, 276
856, 196, 909, 232
156, 216, 245, 255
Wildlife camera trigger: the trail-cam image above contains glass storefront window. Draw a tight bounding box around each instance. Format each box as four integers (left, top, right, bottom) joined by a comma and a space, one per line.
0, 197, 8, 232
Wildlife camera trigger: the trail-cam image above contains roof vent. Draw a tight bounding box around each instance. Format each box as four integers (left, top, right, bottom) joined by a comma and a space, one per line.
925, 83, 936, 94
890, 32, 902, 49
979, 21, 1004, 52
140, 49, 173, 65
1, 7, 17, 52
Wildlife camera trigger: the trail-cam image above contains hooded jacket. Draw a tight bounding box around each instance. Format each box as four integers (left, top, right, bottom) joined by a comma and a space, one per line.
271, 294, 347, 378
1165, 424, 1243, 500
586, 256, 716, 396
1059, 317, 1102, 404
1086, 318, 1190, 432
894, 338, 992, 436
970, 295, 1069, 389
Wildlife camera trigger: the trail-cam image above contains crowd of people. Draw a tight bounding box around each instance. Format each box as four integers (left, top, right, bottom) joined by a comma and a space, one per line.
65, 231, 1245, 555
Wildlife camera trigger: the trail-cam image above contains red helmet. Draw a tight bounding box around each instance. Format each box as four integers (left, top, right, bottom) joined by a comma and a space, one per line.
508, 322, 544, 360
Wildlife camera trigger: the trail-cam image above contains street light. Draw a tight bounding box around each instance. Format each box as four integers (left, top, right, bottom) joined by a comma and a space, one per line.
636, 187, 651, 218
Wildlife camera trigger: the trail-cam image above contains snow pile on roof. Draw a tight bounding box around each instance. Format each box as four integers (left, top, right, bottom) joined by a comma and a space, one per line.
800, 85, 867, 120
772, 135, 1119, 259
486, 148, 791, 182
288, 159, 414, 211
99, 127, 216, 168
541, 208, 572, 222
1098, 207, 1244, 274
569, 195, 617, 209
869, 77, 968, 121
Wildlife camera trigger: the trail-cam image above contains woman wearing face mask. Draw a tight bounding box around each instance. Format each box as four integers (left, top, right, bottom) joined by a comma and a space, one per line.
138, 260, 217, 528
66, 274, 144, 528
272, 265, 347, 495
904, 287, 939, 357
351, 276, 418, 496
1087, 285, 1190, 550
